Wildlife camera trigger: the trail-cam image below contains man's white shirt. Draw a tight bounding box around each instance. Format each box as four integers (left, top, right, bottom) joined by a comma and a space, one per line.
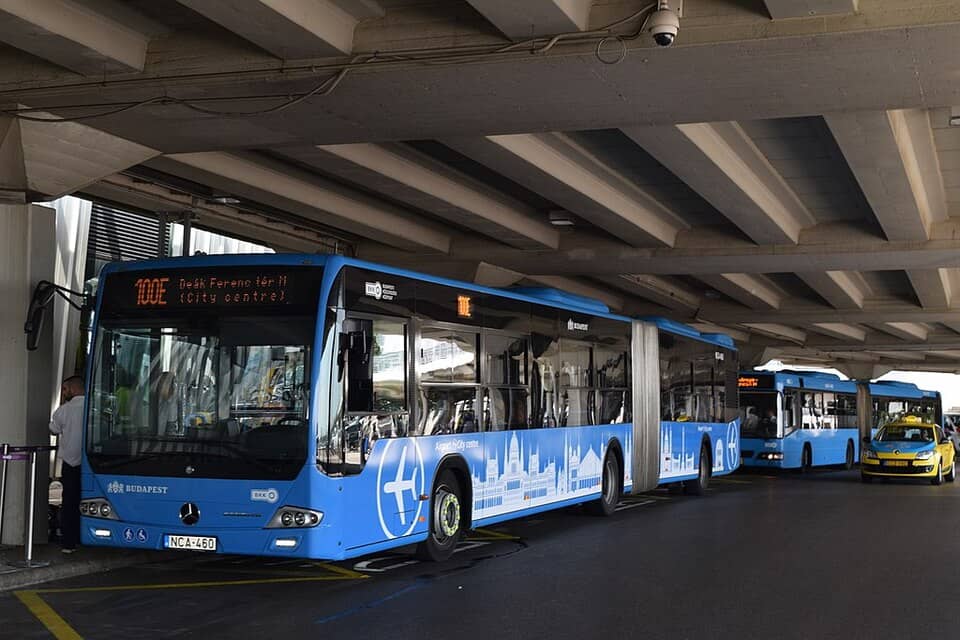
50, 395, 85, 467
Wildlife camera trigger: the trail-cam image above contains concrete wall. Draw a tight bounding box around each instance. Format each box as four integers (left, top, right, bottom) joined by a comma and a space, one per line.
0, 204, 55, 546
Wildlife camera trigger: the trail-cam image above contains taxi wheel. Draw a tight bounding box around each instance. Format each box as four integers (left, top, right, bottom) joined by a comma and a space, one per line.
946, 460, 956, 483
931, 462, 944, 486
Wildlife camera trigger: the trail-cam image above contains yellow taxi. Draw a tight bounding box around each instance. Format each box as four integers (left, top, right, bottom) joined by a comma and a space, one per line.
861, 416, 956, 484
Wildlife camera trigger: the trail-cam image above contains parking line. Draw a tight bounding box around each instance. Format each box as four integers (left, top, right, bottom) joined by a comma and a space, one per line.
14, 591, 81, 640
16, 563, 368, 640
467, 528, 520, 541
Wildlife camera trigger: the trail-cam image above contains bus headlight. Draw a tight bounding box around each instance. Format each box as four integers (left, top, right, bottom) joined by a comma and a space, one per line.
80, 498, 119, 520
266, 506, 323, 529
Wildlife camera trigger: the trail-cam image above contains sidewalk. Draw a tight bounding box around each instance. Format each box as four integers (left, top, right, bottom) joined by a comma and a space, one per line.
0, 544, 175, 592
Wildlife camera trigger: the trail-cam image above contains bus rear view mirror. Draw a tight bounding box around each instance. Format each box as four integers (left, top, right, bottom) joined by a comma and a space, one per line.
24, 282, 57, 351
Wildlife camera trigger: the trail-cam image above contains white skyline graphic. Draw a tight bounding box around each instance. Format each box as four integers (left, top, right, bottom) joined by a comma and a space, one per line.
471, 429, 633, 519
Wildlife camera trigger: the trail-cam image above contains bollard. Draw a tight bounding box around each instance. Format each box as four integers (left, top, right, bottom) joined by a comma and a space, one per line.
0, 443, 8, 546
8, 449, 50, 568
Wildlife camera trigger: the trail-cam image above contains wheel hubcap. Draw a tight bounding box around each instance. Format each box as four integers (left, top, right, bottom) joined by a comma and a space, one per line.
435, 489, 460, 540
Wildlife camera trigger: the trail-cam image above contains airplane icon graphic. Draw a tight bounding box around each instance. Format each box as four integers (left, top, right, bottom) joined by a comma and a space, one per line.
383, 445, 419, 525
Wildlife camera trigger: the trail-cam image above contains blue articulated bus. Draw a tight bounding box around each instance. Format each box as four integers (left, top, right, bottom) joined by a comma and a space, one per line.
739, 371, 941, 471
79, 254, 740, 561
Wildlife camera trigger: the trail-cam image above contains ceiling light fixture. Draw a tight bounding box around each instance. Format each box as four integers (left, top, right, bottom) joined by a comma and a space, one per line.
549, 211, 575, 226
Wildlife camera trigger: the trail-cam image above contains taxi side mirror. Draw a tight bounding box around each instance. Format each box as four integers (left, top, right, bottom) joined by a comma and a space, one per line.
940, 438, 950, 445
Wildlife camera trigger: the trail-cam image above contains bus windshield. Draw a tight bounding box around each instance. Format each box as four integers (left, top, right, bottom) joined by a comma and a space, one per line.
739, 392, 779, 438
87, 314, 314, 479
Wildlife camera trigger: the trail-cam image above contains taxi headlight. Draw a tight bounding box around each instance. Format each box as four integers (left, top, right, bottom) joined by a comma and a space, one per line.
915, 450, 935, 460
863, 450, 879, 460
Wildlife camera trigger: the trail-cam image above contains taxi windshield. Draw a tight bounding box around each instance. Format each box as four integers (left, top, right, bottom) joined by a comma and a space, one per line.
876, 425, 934, 443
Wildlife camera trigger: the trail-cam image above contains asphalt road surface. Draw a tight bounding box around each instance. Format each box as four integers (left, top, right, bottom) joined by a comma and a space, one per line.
4, 469, 958, 640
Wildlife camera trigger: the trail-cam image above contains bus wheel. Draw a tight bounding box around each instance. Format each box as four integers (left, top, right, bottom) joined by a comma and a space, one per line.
586, 452, 621, 516
947, 460, 956, 482
844, 441, 855, 470
800, 446, 812, 474
684, 443, 711, 496
416, 470, 463, 562
931, 462, 944, 486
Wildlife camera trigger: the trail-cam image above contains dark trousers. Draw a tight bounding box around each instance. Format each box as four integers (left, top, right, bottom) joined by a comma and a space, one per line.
60, 463, 81, 549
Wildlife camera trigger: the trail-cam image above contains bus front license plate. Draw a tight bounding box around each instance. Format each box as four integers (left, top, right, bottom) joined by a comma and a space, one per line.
165, 535, 217, 552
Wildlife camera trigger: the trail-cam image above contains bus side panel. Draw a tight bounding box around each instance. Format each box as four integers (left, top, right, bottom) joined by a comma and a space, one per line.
340, 425, 632, 557
657, 419, 741, 483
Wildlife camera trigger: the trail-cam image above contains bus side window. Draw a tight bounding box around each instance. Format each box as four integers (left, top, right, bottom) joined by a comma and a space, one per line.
341, 317, 409, 470
783, 390, 797, 436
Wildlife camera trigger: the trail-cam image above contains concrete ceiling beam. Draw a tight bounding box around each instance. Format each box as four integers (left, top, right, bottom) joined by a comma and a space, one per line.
872, 322, 929, 342
798, 271, 871, 309
0, 0, 150, 74
158, 152, 450, 253
175, 0, 372, 58
361, 219, 960, 276
601, 274, 701, 311
698, 273, 782, 310
826, 109, 950, 311
907, 268, 955, 308
85, 174, 341, 253
698, 305, 955, 326
741, 323, 806, 344
870, 350, 926, 361
0, 112, 158, 200
465, 0, 591, 38
316, 142, 559, 249
820, 109, 946, 240
444, 134, 686, 247
764, 0, 857, 19
808, 323, 867, 342
943, 322, 960, 335
623, 121, 815, 245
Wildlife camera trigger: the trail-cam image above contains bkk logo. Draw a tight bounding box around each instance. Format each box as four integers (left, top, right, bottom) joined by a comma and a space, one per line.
375, 439, 425, 539
726, 421, 740, 470
250, 489, 279, 504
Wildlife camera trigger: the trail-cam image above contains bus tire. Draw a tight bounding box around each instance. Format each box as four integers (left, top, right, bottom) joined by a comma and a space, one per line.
800, 445, 812, 474
684, 442, 711, 496
416, 470, 463, 562
844, 441, 855, 471
586, 451, 621, 516
932, 461, 944, 486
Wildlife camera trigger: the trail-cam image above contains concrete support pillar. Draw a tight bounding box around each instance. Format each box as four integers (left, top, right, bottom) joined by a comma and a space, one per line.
0, 203, 55, 546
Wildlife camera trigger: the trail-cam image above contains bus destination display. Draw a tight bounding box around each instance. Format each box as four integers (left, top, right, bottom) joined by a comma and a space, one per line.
738, 374, 774, 389
104, 266, 320, 314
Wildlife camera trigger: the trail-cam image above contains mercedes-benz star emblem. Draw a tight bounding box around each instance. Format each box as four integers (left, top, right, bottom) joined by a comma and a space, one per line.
185, 465, 195, 475
179, 502, 200, 526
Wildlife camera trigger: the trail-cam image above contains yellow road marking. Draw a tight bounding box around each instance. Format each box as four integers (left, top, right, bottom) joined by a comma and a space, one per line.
14, 591, 82, 640
467, 528, 520, 541
17, 562, 367, 639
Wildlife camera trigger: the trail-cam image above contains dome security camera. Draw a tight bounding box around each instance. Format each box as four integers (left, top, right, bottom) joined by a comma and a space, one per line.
648, 3, 679, 47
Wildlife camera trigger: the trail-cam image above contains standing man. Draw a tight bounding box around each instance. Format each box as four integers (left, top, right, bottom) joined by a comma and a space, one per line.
50, 375, 85, 553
